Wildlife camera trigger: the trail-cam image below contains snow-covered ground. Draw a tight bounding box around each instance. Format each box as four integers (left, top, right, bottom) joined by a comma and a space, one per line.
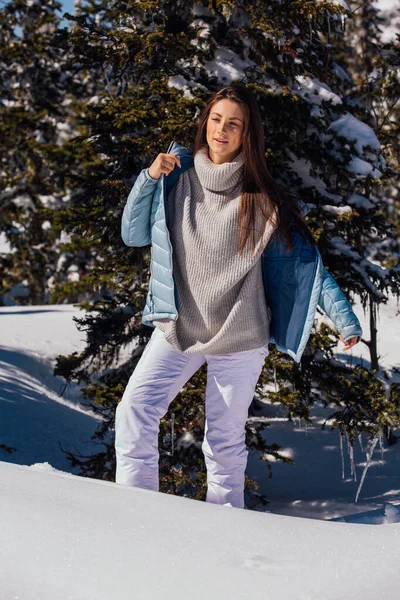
0, 305, 100, 471
0, 299, 399, 599
1, 460, 399, 600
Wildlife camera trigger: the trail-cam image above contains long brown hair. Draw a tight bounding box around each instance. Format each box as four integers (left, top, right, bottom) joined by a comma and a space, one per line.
193, 84, 315, 255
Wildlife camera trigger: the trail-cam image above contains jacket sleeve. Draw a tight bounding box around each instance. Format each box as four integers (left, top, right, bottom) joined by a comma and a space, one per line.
318, 267, 363, 342
121, 168, 159, 247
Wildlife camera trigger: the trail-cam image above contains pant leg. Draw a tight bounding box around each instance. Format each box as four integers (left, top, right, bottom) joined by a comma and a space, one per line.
202, 343, 269, 508
115, 327, 205, 489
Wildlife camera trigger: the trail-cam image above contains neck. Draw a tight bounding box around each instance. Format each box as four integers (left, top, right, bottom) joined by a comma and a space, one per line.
208, 146, 242, 164
194, 145, 244, 193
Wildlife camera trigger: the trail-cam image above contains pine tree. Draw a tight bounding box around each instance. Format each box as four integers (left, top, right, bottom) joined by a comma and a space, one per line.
327, 0, 400, 371
0, 0, 103, 305
340, 0, 400, 445
256, 0, 400, 485
53, 0, 400, 504
0, 1, 62, 302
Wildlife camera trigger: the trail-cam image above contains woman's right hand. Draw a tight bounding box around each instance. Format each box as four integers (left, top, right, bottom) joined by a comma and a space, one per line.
148, 153, 181, 180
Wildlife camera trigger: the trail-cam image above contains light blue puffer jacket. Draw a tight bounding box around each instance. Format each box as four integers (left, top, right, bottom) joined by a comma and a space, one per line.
121, 141, 363, 362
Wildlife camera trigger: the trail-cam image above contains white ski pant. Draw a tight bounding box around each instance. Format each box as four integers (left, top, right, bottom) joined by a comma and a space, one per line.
115, 327, 269, 508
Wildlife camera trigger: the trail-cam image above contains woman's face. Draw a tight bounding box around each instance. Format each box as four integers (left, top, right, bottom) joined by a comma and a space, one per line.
206, 99, 245, 164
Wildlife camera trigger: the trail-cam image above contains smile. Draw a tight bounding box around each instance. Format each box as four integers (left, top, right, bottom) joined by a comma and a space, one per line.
214, 139, 228, 144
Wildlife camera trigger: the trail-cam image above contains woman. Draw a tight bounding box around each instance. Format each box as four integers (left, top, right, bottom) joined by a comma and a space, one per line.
115, 85, 362, 509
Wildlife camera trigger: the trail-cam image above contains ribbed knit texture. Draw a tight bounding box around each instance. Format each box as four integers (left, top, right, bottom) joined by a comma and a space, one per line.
152, 145, 276, 354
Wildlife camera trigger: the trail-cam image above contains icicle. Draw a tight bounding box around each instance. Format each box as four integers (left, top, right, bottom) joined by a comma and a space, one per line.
378, 427, 384, 465
357, 432, 365, 453
346, 431, 357, 482
349, 443, 356, 482
355, 435, 379, 503
340, 432, 345, 480
309, 15, 312, 40
273, 364, 277, 392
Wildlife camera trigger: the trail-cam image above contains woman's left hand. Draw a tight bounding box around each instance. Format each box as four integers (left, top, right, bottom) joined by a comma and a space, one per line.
339, 335, 360, 351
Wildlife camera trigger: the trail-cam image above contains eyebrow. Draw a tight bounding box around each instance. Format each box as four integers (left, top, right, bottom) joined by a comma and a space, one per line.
210, 112, 243, 122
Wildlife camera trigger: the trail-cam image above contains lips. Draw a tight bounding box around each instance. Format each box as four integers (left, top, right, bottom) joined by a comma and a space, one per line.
214, 138, 228, 144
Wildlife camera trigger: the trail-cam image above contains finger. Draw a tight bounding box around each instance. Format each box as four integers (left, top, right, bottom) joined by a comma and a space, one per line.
344, 340, 356, 350
159, 164, 173, 175
162, 158, 180, 172
160, 167, 173, 176
167, 154, 182, 168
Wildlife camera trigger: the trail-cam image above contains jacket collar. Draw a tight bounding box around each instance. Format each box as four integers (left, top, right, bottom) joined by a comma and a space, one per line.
167, 140, 193, 157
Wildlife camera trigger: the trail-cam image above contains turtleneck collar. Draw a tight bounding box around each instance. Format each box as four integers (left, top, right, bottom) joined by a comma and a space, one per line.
194, 145, 244, 193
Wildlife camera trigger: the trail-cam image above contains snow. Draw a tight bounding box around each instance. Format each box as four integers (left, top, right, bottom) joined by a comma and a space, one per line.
329, 113, 381, 155
0, 295, 399, 596
292, 75, 343, 106
9, 192, 35, 211
67, 266, 80, 282
347, 193, 375, 209
190, 18, 212, 39
332, 503, 400, 525
0, 231, 11, 254
321, 205, 352, 215
347, 155, 383, 178
331, 61, 352, 82
372, 0, 400, 43
286, 150, 343, 201
316, 0, 350, 9
167, 75, 208, 100
41, 219, 52, 230
203, 46, 256, 86
0, 460, 399, 600
324, 237, 394, 299
319, 112, 386, 179
329, 236, 364, 260
0, 305, 99, 470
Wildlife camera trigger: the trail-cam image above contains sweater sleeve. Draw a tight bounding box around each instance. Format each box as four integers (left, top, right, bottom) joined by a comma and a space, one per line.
121, 168, 159, 247
317, 267, 363, 342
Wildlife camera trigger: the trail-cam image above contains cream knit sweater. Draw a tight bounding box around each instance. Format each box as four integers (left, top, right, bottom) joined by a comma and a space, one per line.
152, 145, 276, 354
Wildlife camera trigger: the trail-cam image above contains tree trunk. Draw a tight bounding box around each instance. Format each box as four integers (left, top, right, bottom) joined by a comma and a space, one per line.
369, 294, 379, 372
